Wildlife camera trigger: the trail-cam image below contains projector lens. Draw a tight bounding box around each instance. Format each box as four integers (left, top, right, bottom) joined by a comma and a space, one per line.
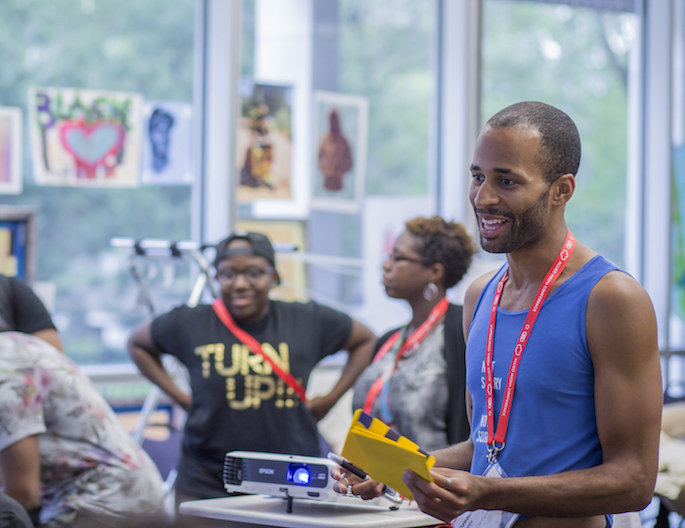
288, 463, 311, 485
294, 467, 310, 484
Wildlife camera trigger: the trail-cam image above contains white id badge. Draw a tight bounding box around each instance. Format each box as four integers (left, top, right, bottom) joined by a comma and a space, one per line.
450, 462, 520, 528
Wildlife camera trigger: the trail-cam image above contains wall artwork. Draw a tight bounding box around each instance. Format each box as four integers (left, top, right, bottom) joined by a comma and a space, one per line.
28, 86, 143, 187
0, 207, 36, 281
236, 80, 294, 204
140, 100, 193, 186
0, 107, 22, 194
311, 91, 368, 213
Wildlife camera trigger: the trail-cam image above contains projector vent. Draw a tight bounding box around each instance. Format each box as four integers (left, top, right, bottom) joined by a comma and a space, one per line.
223, 454, 245, 486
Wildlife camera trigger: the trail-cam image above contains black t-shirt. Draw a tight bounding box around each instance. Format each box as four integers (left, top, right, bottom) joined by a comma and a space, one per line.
150, 299, 353, 497
0, 275, 55, 334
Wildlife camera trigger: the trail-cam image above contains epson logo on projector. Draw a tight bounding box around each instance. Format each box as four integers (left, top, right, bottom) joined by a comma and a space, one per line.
259, 467, 275, 475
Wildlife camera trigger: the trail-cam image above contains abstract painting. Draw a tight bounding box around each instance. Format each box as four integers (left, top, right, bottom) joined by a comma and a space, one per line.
28, 86, 143, 187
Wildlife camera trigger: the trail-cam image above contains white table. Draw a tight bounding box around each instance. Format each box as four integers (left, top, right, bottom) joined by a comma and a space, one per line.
179, 494, 439, 528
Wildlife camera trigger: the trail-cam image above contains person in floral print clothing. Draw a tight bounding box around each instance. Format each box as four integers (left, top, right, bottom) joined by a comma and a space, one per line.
0, 332, 164, 527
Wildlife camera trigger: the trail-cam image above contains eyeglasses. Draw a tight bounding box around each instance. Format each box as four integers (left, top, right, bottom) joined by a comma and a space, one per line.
216, 266, 275, 282
384, 253, 428, 266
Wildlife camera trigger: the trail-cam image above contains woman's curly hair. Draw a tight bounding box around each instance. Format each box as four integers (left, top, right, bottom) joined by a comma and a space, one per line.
405, 216, 476, 289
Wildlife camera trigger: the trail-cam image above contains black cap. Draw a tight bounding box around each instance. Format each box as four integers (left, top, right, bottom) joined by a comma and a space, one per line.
214, 230, 276, 268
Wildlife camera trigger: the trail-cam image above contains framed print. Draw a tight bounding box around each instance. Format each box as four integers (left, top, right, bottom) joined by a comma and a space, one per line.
140, 100, 193, 186
235, 219, 307, 302
236, 80, 294, 204
0, 207, 36, 281
28, 86, 143, 187
0, 107, 22, 194
311, 91, 368, 213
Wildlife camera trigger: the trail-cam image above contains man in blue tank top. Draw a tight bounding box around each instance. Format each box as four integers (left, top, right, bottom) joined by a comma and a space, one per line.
335, 102, 662, 527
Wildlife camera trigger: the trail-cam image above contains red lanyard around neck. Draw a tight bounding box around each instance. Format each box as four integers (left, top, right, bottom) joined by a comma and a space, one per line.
212, 298, 307, 402
363, 296, 449, 413
484, 230, 575, 464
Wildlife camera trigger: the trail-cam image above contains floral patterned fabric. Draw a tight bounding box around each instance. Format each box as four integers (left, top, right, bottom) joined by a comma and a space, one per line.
0, 332, 164, 526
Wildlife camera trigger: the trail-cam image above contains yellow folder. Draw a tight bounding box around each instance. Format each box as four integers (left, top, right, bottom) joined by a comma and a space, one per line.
340, 409, 435, 499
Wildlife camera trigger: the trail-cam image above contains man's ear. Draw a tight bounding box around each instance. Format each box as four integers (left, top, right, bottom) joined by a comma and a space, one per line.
552, 174, 575, 205
271, 270, 282, 288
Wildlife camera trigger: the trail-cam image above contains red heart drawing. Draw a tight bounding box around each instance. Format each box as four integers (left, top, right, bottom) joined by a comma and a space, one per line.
59, 120, 126, 179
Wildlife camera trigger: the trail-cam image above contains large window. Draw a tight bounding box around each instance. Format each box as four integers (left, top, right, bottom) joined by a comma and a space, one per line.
1, 0, 652, 369
239, 0, 439, 333
481, 0, 640, 269
1, 1, 195, 364
337, 1, 436, 197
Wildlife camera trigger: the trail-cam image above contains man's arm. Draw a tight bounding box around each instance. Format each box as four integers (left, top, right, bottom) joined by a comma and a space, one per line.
404, 270, 662, 522
307, 319, 376, 421
127, 321, 191, 410
582, 271, 662, 509
0, 436, 41, 513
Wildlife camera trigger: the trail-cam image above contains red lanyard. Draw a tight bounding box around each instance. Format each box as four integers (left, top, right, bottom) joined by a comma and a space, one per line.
212, 298, 307, 402
484, 231, 575, 464
363, 296, 449, 413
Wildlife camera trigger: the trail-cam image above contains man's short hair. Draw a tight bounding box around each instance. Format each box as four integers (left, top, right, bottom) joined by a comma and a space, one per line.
486, 101, 581, 183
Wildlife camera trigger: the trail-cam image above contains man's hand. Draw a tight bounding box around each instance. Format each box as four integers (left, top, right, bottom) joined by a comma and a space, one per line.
330, 465, 385, 500
403, 467, 481, 522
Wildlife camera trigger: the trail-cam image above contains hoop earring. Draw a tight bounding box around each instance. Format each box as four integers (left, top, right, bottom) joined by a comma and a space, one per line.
423, 282, 439, 301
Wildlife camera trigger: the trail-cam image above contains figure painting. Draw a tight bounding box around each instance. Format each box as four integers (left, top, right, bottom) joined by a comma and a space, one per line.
318, 108, 352, 192
140, 100, 193, 185
236, 80, 293, 203
312, 92, 368, 213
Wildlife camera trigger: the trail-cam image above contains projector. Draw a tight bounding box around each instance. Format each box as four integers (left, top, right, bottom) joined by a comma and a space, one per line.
223, 450, 341, 501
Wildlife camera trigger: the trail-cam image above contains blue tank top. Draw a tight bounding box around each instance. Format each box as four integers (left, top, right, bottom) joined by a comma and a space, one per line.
467, 255, 620, 479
